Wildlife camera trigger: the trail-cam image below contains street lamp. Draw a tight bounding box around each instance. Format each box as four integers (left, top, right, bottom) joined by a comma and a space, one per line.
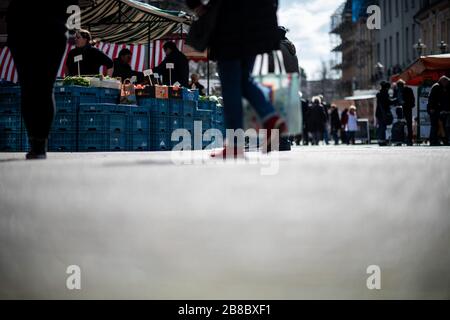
438, 41, 448, 54
414, 39, 427, 56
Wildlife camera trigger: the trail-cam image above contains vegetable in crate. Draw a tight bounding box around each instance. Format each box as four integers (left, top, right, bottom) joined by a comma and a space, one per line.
63, 76, 90, 87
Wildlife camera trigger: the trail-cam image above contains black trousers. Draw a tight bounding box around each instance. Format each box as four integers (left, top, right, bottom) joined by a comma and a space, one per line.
403, 109, 413, 144
7, 2, 67, 140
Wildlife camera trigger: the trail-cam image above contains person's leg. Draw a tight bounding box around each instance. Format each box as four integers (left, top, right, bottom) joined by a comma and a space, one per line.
217, 59, 244, 131
429, 112, 440, 146
240, 57, 277, 122
7, 2, 67, 158
404, 110, 413, 145
377, 121, 386, 145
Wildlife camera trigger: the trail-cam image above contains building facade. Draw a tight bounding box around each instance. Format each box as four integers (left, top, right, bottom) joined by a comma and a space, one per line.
415, 0, 450, 55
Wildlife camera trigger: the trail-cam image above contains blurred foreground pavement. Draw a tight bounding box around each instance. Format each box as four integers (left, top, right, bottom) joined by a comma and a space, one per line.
0, 146, 449, 299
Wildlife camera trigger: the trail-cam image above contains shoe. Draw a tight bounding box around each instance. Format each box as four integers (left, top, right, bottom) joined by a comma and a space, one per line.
262, 115, 288, 153
210, 146, 244, 159
26, 138, 47, 160
279, 136, 292, 151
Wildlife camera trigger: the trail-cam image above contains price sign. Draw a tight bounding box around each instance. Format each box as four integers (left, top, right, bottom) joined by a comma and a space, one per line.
130, 76, 137, 83
143, 69, 153, 77
166, 63, 174, 69
74, 55, 83, 63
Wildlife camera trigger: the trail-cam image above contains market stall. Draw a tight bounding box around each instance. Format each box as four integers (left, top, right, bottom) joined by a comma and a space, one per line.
0, 2, 226, 153
392, 54, 450, 141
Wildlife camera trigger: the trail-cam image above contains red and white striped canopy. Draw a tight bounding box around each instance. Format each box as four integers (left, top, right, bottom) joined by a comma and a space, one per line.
0, 39, 184, 83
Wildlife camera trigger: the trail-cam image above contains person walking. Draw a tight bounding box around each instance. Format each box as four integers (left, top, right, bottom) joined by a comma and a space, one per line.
307, 97, 327, 145
394, 79, 415, 145
346, 106, 358, 145
186, 0, 287, 158
428, 76, 450, 146
7, 1, 72, 159
330, 104, 341, 145
376, 81, 394, 146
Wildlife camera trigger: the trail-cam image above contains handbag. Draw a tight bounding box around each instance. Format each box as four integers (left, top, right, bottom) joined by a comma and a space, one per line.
186, 0, 222, 52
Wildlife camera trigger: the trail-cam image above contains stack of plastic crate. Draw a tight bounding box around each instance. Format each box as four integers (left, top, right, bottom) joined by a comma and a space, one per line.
137, 97, 170, 151
128, 105, 150, 151
0, 86, 23, 152
78, 103, 129, 151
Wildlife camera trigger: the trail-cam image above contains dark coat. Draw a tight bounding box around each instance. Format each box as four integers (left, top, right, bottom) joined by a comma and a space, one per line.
154, 49, 189, 87
376, 89, 394, 124
427, 82, 450, 114
307, 104, 327, 132
186, 0, 281, 60
330, 108, 341, 131
394, 86, 415, 111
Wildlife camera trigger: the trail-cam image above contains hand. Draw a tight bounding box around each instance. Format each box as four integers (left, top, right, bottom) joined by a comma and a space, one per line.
194, 5, 207, 17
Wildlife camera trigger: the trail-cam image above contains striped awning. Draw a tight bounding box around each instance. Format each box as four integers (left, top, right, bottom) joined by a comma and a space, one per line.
0, 39, 185, 83
82, 0, 190, 44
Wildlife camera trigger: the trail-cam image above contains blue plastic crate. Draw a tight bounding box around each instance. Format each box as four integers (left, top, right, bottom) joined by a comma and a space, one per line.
55, 96, 80, 113
0, 131, 22, 151
150, 116, 170, 133
0, 86, 21, 114
48, 131, 77, 152
52, 113, 77, 132
183, 117, 194, 133
99, 88, 120, 104
129, 133, 151, 151
78, 131, 127, 152
183, 101, 196, 117
169, 99, 183, 116
0, 114, 21, 132
169, 116, 184, 132
137, 97, 154, 107
152, 99, 169, 116
54, 86, 100, 104
150, 133, 171, 151
129, 106, 150, 133
182, 88, 199, 101
79, 104, 128, 133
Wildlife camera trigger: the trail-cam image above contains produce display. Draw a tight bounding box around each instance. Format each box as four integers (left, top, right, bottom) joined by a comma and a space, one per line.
62, 76, 90, 87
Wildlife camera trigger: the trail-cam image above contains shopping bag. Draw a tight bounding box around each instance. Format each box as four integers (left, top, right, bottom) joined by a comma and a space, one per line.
243, 51, 302, 135
120, 79, 137, 105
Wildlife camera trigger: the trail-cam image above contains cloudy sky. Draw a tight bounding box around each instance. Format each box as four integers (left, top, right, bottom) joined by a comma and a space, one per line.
278, 0, 343, 80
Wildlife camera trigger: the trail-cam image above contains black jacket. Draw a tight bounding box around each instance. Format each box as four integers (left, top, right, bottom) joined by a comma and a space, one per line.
394, 86, 415, 111
66, 45, 113, 76
376, 89, 394, 123
187, 0, 281, 60
427, 82, 450, 114
307, 104, 327, 132
330, 108, 341, 131
112, 59, 144, 83
154, 49, 189, 87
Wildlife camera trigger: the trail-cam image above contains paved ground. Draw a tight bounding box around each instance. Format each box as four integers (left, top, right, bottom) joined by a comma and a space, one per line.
0, 146, 449, 299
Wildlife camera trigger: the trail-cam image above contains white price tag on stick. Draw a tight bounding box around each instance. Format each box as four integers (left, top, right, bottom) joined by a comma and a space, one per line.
143, 69, 153, 86
154, 73, 160, 85
74, 55, 83, 76
130, 76, 137, 84
166, 63, 174, 86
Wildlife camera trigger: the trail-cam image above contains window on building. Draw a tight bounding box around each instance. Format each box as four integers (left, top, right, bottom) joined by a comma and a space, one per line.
396, 32, 400, 65
384, 38, 388, 66
411, 0, 415, 9
377, 43, 381, 63
395, 0, 399, 17
405, 0, 409, 12
406, 27, 410, 62
383, 0, 387, 25
412, 24, 416, 59
389, 0, 392, 23
389, 36, 393, 67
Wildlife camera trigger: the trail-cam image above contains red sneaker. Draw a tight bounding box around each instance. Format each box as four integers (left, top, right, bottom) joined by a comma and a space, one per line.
262, 115, 288, 153
210, 146, 245, 159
